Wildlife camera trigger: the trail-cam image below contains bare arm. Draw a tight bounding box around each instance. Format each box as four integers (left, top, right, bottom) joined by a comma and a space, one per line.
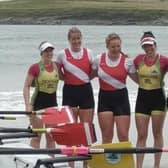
23, 74, 34, 111
90, 69, 98, 80
128, 72, 139, 84
57, 66, 64, 80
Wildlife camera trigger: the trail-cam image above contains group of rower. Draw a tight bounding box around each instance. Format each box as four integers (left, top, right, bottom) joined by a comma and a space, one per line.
23, 27, 168, 168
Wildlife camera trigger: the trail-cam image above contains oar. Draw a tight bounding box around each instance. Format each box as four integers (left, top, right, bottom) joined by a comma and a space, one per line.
0, 116, 16, 120
0, 146, 167, 155
0, 106, 75, 126
0, 132, 37, 141
0, 123, 97, 146
0, 127, 33, 133
0, 127, 65, 134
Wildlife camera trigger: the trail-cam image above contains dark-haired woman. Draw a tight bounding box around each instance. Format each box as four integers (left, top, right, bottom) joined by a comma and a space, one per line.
91, 33, 137, 144
133, 31, 168, 168
23, 41, 59, 149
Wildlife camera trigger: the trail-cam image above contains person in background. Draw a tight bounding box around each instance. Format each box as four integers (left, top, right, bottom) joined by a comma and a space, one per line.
23, 41, 59, 149
91, 33, 137, 144
133, 31, 168, 168
56, 27, 95, 168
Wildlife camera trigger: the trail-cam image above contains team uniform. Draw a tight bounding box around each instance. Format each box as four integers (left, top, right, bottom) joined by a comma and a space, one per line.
92, 52, 136, 116
134, 54, 168, 116
28, 61, 59, 110
56, 48, 94, 109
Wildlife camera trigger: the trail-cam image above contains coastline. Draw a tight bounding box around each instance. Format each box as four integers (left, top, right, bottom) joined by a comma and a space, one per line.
0, 10, 168, 25
1, 0, 168, 25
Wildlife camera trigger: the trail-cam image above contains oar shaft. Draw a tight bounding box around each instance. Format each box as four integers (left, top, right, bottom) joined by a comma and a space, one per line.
0, 127, 32, 133
0, 146, 165, 155
0, 127, 51, 134
0, 128, 48, 134
0, 111, 33, 115
103, 147, 162, 154
0, 116, 16, 120
0, 127, 65, 135
0, 133, 37, 140
0, 148, 61, 155
61, 147, 163, 155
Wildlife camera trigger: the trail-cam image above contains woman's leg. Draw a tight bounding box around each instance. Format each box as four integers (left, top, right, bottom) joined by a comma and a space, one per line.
30, 116, 43, 148
151, 113, 165, 168
98, 111, 114, 143
78, 108, 94, 168
68, 107, 79, 168
45, 133, 55, 157
71, 107, 80, 122
45, 123, 56, 154
79, 108, 94, 123
115, 115, 130, 141
135, 114, 150, 168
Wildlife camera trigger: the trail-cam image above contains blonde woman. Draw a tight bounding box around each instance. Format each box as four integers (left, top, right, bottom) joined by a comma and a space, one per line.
91, 33, 137, 144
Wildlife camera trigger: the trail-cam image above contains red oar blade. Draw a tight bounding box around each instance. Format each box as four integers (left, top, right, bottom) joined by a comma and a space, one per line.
41, 106, 75, 126
52, 123, 97, 146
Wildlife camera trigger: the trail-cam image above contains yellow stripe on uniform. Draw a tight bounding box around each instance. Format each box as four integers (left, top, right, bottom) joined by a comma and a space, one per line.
135, 113, 150, 117
87, 142, 135, 168
151, 110, 166, 116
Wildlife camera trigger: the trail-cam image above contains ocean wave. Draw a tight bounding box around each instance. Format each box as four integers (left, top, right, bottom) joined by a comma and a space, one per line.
0, 90, 137, 113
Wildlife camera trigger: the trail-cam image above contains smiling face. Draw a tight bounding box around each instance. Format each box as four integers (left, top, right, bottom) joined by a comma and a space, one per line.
107, 38, 121, 59
68, 31, 82, 52
41, 47, 54, 62
142, 44, 157, 57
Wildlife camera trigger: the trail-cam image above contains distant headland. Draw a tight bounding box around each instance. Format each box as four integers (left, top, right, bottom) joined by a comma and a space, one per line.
0, 0, 168, 25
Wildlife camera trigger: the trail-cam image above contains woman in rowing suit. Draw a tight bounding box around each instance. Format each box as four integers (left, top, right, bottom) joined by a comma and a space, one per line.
91, 33, 137, 144
56, 27, 94, 168
134, 31, 168, 168
56, 27, 94, 123
23, 41, 59, 149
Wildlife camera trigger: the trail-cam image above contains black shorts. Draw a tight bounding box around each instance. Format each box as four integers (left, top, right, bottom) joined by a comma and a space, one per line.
98, 88, 130, 116
33, 91, 57, 111
135, 88, 166, 115
62, 83, 94, 109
